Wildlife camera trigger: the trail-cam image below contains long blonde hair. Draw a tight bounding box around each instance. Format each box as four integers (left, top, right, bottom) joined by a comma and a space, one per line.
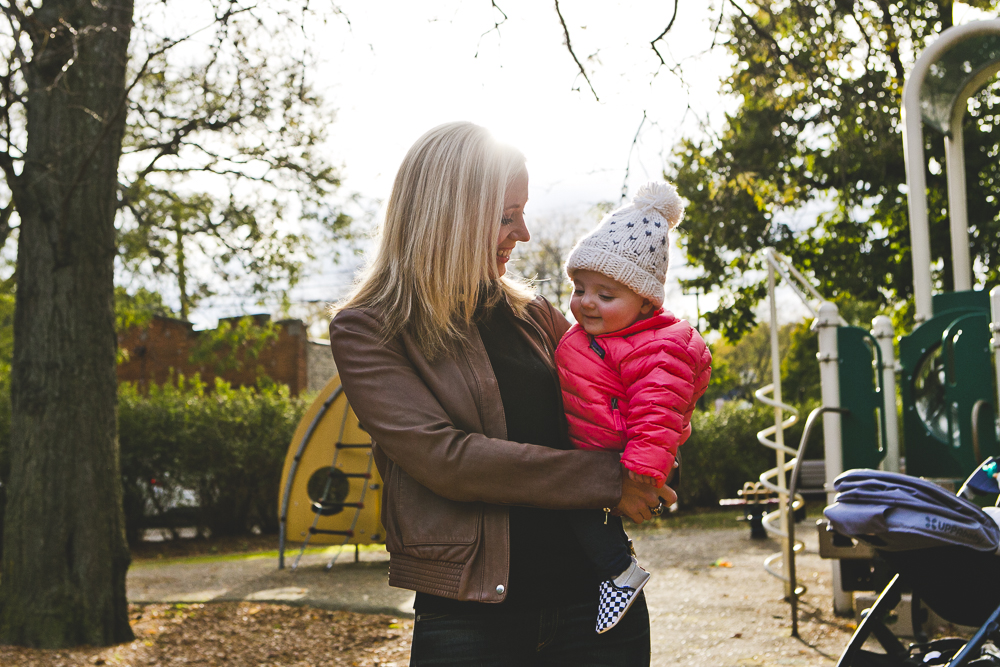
336, 122, 535, 358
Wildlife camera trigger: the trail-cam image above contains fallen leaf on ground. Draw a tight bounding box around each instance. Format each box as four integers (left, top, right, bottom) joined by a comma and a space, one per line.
0, 602, 413, 667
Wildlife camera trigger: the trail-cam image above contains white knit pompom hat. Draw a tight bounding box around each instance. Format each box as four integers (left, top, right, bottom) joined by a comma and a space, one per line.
565, 181, 684, 308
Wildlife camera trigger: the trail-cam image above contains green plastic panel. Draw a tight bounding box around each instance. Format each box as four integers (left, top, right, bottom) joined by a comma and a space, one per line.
932, 289, 991, 316
943, 313, 999, 469
920, 33, 1000, 136
899, 290, 994, 479
837, 326, 886, 471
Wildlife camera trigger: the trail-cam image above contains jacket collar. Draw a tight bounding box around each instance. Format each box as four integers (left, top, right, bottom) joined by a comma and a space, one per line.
592, 308, 677, 338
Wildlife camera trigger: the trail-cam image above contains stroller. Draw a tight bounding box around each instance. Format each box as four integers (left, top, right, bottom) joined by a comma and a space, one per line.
829, 460, 1000, 666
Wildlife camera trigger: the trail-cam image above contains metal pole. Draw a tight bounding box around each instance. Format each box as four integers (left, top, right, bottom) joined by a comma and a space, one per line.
786, 406, 850, 637
902, 87, 933, 323
817, 301, 851, 614
901, 19, 1000, 322
872, 316, 901, 473
945, 121, 972, 292
768, 260, 791, 598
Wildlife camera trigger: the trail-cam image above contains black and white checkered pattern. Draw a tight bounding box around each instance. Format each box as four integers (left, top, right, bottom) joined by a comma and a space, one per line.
596, 580, 638, 633
596, 557, 651, 634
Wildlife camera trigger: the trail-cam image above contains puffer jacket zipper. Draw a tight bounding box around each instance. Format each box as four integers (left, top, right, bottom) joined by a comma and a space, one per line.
610, 397, 627, 447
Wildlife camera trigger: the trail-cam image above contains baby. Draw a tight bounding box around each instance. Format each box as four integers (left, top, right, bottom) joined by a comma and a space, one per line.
556, 181, 712, 633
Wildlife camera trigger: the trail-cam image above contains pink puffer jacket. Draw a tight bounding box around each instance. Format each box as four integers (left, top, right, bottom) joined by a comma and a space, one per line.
555, 310, 712, 485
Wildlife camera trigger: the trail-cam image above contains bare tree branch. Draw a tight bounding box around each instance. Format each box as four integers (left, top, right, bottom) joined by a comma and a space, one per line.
650, 0, 679, 66
59, 3, 263, 218
728, 0, 789, 63
621, 110, 647, 202
130, 113, 247, 183
553, 0, 598, 101
710, 1, 727, 49
475, 1, 507, 57
0, 3, 31, 68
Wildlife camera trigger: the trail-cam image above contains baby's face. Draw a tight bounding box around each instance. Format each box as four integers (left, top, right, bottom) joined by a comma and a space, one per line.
570, 270, 653, 335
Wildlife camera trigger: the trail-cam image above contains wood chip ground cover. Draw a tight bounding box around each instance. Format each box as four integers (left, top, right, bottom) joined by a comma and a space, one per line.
0, 603, 413, 667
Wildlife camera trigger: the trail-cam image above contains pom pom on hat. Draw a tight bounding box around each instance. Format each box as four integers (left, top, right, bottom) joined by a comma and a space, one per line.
633, 181, 683, 229
564, 180, 686, 308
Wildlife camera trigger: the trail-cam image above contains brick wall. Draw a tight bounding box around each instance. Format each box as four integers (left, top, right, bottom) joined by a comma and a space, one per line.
118, 315, 326, 395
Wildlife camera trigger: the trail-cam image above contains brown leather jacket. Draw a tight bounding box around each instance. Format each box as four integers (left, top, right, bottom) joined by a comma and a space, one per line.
329, 296, 624, 603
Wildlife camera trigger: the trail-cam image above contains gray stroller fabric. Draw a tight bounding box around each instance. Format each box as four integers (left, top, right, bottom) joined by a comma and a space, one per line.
824, 469, 1000, 553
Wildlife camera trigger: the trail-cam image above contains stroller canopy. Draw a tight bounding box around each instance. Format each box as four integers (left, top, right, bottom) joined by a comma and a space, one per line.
824, 469, 1000, 553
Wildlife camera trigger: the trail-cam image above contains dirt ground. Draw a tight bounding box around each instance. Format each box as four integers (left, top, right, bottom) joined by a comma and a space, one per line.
635, 523, 857, 666
0, 517, 867, 666
0, 602, 411, 667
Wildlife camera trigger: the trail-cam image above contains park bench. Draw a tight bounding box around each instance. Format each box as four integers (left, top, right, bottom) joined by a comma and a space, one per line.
720, 460, 826, 538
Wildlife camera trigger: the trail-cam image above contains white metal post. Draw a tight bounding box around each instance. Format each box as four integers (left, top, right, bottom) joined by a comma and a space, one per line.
817, 301, 851, 614
945, 120, 972, 292
872, 316, 901, 473
902, 95, 933, 323
768, 261, 791, 598
901, 19, 1000, 321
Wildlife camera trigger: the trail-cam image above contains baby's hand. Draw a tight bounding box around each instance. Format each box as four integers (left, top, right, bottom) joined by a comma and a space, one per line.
627, 469, 663, 488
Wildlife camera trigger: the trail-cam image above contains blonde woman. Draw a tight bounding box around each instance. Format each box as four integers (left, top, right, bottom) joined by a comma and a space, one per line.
329, 122, 667, 666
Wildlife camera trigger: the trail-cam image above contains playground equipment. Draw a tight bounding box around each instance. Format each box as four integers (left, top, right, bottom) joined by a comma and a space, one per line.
277, 375, 384, 570
899, 291, 998, 480
896, 19, 1000, 485
755, 250, 891, 615
755, 20, 1000, 630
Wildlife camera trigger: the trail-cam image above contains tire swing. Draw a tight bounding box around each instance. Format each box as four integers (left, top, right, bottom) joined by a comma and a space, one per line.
277, 375, 384, 570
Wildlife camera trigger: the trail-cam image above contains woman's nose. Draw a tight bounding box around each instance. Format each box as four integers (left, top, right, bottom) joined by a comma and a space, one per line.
511, 217, 530, 243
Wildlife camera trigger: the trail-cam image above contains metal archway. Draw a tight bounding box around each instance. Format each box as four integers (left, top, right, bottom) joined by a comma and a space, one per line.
903, 19, 1000, 322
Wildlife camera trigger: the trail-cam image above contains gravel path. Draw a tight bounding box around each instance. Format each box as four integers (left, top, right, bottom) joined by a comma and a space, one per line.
636, 525, 855, 666
126, 521, 859, 666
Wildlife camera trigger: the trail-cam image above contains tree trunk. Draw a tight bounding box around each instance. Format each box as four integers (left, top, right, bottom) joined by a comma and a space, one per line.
0, 0, 134, 648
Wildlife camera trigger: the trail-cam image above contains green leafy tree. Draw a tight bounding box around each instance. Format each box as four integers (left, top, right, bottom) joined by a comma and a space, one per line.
115, 286, 177, 333
700, 354, 741, 405
116, 2, 352, 318
0, 0, 135, 647
779, 298, 887, 404
671, 0, 1000, 340
707, 321, 795, 400
188, 315, 280, 379
0, 0, 347, 649
780, 320, 819, 404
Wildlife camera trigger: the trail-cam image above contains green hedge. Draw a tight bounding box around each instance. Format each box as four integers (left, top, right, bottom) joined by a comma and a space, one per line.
118, 376, 308, 543
0, 374, 822, 543
0, 376, 307, 546
677, 401, 815, 508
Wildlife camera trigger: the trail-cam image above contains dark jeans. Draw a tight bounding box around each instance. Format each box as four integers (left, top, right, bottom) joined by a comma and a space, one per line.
568, 509, 633, 579
409, 593, 651, 666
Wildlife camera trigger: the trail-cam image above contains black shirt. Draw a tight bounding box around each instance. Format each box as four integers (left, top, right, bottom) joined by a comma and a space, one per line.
413, 303, 600, 614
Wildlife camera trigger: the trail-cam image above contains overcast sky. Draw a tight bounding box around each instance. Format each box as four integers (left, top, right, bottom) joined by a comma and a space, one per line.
2, 2, 992, 333
224, 0, 739, 333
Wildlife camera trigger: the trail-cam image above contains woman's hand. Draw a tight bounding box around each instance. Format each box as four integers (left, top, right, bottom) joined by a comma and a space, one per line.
615, 465, 675, 523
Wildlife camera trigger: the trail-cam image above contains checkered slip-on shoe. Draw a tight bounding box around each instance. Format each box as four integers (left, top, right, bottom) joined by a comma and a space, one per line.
596, 558, 650, 634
